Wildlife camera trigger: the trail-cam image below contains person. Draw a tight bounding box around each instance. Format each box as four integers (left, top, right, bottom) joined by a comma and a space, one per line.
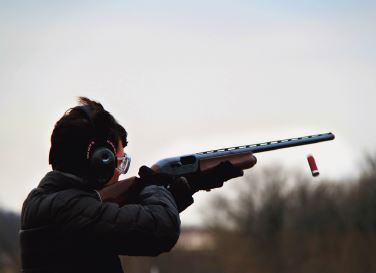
20, 97, 256, 273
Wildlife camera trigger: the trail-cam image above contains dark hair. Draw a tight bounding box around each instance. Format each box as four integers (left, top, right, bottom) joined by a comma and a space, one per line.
49, 97, 127, 177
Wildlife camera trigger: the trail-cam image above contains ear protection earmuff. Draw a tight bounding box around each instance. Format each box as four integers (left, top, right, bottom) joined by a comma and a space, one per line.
76, 105, 117, 189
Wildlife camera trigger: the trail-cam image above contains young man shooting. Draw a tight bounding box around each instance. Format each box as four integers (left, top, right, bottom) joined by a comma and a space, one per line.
20, 97, 256, 273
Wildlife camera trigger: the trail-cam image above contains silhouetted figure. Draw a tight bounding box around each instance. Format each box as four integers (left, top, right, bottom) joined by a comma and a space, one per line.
20, 97, 246, 273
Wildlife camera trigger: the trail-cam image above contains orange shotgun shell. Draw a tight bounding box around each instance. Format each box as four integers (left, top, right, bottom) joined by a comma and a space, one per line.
307, 154, 319, 177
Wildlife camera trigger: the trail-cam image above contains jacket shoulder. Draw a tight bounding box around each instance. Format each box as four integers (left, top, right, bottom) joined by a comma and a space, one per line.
21, 187, 99, 229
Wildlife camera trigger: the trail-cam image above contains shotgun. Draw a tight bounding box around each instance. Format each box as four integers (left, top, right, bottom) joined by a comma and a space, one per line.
99, 132, 335, 205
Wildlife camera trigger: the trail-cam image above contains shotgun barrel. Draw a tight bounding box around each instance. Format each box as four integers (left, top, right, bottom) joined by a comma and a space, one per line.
197, 132, 335, 157
153, 133, 335, 175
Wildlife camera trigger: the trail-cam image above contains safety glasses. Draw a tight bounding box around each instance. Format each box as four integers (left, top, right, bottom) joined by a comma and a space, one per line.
117, 154, 131, 175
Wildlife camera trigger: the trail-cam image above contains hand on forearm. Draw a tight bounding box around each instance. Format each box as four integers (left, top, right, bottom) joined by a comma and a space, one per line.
188, 160, 247, 193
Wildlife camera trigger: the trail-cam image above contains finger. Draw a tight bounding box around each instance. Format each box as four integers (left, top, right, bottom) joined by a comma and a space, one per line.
175, 176, 188, 184
219, 161, 244, 180
138, 165, 154, 177
234, 169, 244, 178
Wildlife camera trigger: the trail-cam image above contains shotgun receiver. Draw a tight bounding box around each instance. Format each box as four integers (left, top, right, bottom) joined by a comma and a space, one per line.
99, 132, 335, 205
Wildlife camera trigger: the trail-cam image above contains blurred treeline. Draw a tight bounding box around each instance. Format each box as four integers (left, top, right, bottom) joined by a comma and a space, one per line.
125, 154, 376, 273
199, 153, 376, 273
2, 154, 376, 273
0, 209, 20, 273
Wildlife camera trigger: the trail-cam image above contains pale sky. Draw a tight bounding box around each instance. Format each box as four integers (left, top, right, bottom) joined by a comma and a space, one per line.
1, 0, 375, 225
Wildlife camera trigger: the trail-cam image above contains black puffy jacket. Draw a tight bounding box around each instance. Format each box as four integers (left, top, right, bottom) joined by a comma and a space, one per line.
20, 171, 181, 273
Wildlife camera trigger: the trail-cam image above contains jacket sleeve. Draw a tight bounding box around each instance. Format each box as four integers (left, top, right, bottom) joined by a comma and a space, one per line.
51, 185, 181, 256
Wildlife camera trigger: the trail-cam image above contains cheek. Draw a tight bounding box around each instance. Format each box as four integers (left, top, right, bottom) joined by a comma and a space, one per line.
114, 168, 121, 178
105, 169, 121, 187
112, 168, 121, 180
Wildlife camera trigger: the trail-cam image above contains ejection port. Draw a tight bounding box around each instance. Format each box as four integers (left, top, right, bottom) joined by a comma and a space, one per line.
180, 155, 197, 165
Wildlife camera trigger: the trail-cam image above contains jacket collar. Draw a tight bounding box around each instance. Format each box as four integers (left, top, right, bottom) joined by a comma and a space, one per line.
38, 170, 90, 192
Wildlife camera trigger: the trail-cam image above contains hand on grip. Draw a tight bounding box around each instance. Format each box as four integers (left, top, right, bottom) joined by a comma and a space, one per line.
138, 166, 193, 212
